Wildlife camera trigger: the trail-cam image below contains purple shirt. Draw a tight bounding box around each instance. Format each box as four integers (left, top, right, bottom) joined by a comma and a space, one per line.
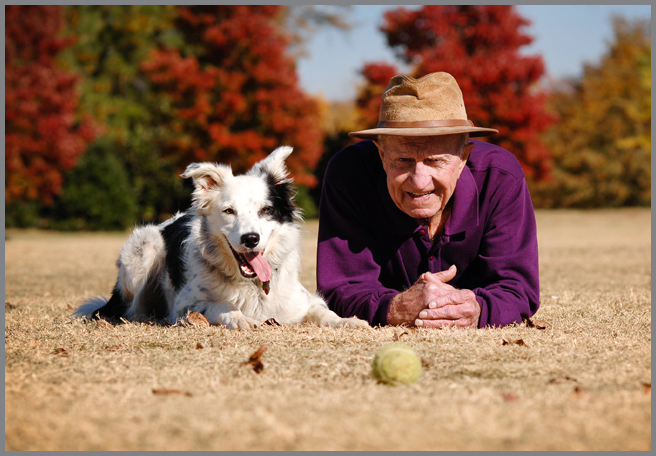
316, 139, 539, 328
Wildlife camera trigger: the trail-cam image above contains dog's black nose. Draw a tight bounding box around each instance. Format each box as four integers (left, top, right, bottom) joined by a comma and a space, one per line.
241, 233, 260, 249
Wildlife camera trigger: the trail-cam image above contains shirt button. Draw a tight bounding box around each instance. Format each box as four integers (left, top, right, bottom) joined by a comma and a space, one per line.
429, 255, 435, 261
418, 229, 426, 235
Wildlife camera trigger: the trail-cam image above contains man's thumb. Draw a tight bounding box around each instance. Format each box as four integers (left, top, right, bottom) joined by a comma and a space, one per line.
433, 264, 457, 282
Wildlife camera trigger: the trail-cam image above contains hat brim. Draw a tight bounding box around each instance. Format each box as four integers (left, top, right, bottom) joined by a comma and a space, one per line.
348, 126, 498, 139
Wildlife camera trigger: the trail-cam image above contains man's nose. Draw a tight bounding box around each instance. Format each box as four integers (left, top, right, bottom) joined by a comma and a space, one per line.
408, 162, 431, 188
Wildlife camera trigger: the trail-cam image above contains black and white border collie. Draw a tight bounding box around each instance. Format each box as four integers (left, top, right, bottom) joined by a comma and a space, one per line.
74, 146, 369, 330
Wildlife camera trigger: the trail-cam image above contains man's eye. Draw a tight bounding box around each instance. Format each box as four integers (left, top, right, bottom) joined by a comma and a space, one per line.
426, 158, 446, 166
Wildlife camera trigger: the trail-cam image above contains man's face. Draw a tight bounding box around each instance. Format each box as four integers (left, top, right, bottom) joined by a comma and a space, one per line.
375, 135, 473, 222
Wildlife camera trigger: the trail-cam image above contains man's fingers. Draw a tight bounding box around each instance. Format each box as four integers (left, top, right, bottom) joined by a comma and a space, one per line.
418, 304, 464, 321
415, 318, 472, 328
426, 290, 472, 310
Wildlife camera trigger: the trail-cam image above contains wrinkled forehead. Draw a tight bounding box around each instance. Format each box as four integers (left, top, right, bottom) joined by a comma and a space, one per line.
222, 174, 270, 205
378, 134, 464, 157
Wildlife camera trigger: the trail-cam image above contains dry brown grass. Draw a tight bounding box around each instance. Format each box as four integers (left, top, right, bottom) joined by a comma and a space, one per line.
5, 209, 651, 450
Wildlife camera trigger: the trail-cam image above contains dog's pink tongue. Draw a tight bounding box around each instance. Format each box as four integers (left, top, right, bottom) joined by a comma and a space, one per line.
243, 251, 272, 283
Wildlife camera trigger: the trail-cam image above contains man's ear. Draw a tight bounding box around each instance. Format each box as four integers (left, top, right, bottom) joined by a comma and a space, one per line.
461, 141, 474, 162
457, 142, 475, 178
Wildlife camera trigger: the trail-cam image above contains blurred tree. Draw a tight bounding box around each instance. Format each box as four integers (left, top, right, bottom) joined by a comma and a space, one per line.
59, 5, 190, 222
140, 5, 324, 188
51, 137, 137, 230
310, 97, 362, 208
5, 5, 99, 207
356, 5, 555, 182
356, 62, 400, 130
536, 16, 651, 207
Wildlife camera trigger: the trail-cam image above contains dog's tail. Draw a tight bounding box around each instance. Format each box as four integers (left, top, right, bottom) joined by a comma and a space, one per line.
72, 296, 109, 319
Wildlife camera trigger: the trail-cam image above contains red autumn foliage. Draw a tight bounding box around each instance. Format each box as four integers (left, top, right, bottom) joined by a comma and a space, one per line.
357, 5, 555, 181
5, 5, 99, 204
356, 62, 400, 130
141, 5, 324, 187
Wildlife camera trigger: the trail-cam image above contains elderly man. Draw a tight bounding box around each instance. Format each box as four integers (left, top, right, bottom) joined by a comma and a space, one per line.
316, 72, 539, 328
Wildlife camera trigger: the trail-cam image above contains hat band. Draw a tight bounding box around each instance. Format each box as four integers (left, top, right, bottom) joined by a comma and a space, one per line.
376, 119, 475, 128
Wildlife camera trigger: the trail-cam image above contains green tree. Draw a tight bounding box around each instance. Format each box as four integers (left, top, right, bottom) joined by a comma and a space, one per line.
50, 137, 137, 231
536, 16, 651, 207
59, 6, 189, 222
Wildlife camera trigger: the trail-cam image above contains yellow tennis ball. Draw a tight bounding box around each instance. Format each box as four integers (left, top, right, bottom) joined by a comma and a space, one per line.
372, 343, 422, 385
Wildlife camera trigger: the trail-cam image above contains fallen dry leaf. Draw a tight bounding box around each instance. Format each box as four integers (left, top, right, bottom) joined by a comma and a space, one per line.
241, 344, 267, 374
502, 338, 527, 347
641, 382, 651, 394
568, 385, 588, 399
5, 301, 16, 310
502, 392, 519, 402
420, 356, 433, 368
95, 319, 114, 330
548, 375, 578, 384
195, 342, 203, 349
262, 318, 281, 326
187, 311, 210, 327
524, 317, 552, 330
66, 304, 75, 310
393, 331, 409, 341
52, 348, 68, 357
152, 388, 192, 397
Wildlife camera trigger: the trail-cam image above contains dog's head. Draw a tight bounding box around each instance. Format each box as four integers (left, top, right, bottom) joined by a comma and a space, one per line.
181, 146, 299, 282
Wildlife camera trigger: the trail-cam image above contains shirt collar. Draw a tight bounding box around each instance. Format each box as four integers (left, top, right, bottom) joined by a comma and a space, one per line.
377, 162, 480, 236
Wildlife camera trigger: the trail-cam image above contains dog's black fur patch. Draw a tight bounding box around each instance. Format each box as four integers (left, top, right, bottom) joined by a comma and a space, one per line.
265, 173, 296, 223
161, 213, 193, 292
93, 283, 128, 321
138, 269, 169, 321
94, 273, 170, 323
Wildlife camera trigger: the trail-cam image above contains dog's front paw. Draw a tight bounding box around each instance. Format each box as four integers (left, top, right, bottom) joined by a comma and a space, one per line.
337, 316, 370, 329
220, 313, 260, 330
201, 307, 261, 330
233, 315, 260, 330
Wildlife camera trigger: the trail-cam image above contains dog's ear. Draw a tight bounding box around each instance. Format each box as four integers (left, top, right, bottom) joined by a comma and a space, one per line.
249, 146, 293, 184
181, 162, 232, 214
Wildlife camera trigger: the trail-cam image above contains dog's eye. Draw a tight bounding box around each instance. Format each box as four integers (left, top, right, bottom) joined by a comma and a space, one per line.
260, 206, 273, 215
223, 208, 235, 215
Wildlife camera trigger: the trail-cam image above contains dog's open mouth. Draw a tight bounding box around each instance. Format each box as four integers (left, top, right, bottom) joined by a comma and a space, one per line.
228, 243, 272, 283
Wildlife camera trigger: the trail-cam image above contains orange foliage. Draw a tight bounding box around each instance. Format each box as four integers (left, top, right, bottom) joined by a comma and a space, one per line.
5, 5, 99, 204
141, 6, 324, 187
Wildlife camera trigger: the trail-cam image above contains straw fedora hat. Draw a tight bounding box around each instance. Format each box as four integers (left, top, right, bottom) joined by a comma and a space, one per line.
349, 72, 498, 139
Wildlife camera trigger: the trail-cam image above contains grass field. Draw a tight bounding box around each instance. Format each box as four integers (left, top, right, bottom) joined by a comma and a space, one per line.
4, 208, 651, 450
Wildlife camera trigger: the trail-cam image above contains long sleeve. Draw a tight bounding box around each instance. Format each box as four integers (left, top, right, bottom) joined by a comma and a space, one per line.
316, 146, 399, 326
469, 172, 540, 327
